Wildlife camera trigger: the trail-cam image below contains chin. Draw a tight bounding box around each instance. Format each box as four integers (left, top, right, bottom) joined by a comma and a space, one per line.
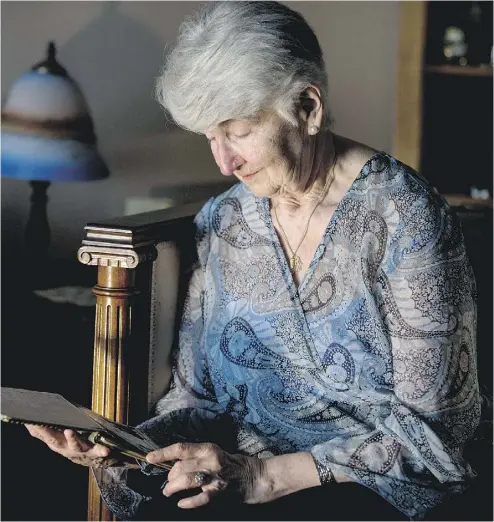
242, 181, 276, 199
245, 187, 271, 198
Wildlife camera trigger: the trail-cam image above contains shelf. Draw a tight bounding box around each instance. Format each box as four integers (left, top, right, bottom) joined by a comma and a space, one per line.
425, 64, 493, 77
443, 194, 493, 209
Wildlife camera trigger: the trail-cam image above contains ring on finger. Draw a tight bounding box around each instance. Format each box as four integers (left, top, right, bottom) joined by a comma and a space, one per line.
194, 471, 211, 486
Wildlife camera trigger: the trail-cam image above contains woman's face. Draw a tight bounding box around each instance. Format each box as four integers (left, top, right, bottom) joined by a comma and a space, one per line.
206, 111, 305, 198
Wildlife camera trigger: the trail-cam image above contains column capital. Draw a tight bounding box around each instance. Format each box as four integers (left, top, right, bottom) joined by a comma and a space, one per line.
77, 204, 201, 270
77, 245, 155, 269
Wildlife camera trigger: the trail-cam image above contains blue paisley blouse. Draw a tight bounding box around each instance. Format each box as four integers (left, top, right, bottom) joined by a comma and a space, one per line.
96, 152, 480, 520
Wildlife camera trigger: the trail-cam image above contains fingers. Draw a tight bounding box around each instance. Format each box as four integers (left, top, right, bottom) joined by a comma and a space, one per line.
167, 459, 200, 481
26, 425, 66, 450
163, 470, 222, 509
64, 430, 86, 452
147, 442, 231, 510
163, 469, 206, 497
88, 444, 111, 458
176, 488, 220, 509
63, 430, 109, 457
164, 468, 227, 509
147, 442, 218, 465
25, 425, 109, 460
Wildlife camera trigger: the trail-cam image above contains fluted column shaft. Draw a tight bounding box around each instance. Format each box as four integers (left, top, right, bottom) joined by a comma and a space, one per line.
88, 266, 138, 522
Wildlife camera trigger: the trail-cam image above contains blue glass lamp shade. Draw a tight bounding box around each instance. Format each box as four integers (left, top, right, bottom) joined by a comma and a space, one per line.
1, 42, 109, 181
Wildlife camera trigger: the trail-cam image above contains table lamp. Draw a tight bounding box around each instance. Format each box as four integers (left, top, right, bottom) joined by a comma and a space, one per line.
1, 41, 109, 262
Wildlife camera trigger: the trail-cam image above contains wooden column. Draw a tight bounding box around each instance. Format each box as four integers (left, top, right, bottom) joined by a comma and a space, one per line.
77, 203, 200, 521
78, 243, 154, 521
91, 265, 135, 522
91, 266, 135, 424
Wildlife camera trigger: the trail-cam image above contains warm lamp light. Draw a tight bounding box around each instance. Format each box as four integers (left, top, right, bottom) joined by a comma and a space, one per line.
1, 41, 109, 261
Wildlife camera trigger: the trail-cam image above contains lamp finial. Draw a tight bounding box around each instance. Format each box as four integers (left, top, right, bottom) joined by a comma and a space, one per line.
47, 41, 56, 60
31, 40, 67, 77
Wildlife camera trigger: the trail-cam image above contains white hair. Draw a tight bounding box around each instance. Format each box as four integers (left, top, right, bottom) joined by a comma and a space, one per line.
155, 1, 332, 134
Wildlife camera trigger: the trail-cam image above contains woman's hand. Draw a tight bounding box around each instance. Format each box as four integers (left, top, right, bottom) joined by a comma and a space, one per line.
25, 424, 116, 468
146, 442, 268, 509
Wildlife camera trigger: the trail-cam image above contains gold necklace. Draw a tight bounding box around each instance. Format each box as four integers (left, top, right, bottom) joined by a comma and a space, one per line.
273, 146, 338, 275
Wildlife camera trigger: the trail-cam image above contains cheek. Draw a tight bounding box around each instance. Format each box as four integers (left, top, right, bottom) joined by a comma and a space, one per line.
248, 136, 281, 169
276, 130, 301, 174
210, 142, 221, 167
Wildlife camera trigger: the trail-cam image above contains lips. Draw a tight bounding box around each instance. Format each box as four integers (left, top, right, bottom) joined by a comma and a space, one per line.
240, 170, 259, 180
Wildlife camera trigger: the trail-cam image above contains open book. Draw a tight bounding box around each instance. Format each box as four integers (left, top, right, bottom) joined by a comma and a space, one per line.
1, 387, 172, 470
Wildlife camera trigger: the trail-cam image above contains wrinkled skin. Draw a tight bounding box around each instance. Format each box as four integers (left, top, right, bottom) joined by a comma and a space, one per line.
25, 425, 119, 468
26, 425, 269, 509
146, 442, 268, 509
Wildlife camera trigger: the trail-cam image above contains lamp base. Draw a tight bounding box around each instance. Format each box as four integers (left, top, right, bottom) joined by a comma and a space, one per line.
25, 180, 51, 265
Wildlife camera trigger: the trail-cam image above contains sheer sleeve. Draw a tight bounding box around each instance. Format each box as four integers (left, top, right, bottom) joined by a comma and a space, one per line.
311, 186, 481, 519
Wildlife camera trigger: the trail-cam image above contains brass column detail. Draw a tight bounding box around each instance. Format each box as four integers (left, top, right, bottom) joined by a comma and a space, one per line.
89, 265, 137, 522
92, 266, 136, 424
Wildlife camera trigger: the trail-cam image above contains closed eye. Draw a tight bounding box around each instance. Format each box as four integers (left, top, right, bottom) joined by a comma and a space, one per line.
227, 122, 253, 140
227, 129, 251, 140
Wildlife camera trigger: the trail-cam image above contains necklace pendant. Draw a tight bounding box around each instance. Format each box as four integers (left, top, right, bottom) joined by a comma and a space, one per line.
290, 254, 303, 273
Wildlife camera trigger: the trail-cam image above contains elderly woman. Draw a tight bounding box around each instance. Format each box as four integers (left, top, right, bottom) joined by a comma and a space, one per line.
27, 2, 480, 520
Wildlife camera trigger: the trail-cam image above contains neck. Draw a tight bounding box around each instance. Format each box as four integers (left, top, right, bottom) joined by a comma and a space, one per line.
273, 131, 337, 214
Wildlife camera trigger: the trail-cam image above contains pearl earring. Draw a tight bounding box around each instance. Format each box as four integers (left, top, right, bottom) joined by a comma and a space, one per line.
309, 125, 319, 135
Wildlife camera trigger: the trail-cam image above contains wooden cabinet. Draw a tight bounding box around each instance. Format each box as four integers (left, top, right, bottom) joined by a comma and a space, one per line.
393, 1, 493, 208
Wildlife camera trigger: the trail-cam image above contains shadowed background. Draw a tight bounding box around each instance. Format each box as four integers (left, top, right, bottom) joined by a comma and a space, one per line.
1, 1, 399, 260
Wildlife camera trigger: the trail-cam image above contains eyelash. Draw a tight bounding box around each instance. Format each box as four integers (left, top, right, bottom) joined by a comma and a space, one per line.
206, 132, 249, 143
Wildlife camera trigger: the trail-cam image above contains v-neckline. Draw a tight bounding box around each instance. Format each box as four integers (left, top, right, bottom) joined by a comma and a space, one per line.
262, 151, 385, 297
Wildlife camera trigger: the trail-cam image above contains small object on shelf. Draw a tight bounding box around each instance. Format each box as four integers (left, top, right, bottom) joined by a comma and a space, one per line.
440, 2, 493, 67
470, 186, 491, 201
443, 26, 468, 65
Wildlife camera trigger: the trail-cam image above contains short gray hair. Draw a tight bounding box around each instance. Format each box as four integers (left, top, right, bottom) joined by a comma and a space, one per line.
156, 1, 332, 134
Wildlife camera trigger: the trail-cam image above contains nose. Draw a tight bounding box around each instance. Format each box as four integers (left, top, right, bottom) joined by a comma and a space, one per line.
212, 140, 244, 176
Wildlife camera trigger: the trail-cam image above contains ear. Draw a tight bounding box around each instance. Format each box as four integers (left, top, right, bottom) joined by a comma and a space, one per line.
298, 85, 324, 132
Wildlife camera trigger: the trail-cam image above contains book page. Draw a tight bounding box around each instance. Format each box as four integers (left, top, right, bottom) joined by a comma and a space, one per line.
1, 388, 101, 432
2, 387, 164, 458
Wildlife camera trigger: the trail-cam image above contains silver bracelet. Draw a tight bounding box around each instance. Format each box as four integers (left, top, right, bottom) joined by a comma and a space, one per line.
313, 456, 334, 485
